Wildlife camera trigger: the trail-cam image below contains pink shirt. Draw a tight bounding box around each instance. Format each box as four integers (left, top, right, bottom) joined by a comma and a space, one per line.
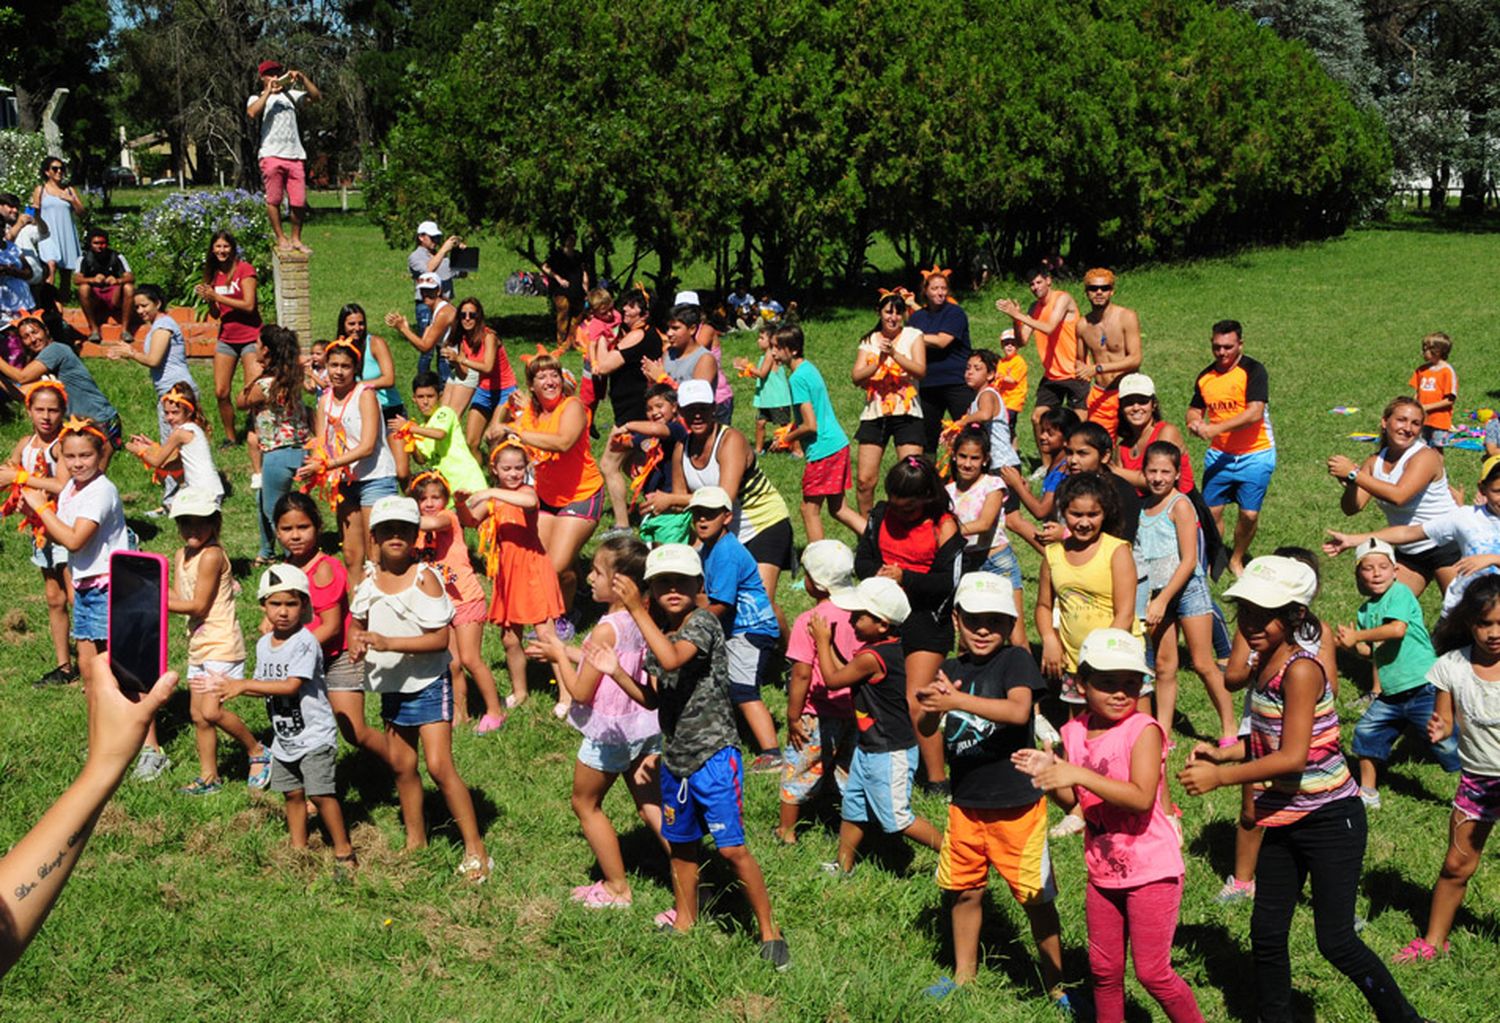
567, 609, 660, 745
1061, 710, 1182, 888
418, 510, 485, 605
785, 600, 857, 719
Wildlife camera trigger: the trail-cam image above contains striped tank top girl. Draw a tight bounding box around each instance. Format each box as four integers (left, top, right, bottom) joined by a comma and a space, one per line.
1248, 648, 1357, 826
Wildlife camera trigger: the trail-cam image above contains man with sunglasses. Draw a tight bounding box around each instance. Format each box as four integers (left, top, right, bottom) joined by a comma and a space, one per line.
1074, 268, 1142, 437
997, 266, 1082, 455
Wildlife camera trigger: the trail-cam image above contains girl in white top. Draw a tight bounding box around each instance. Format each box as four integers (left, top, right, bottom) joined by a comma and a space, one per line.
295, 337, 398, 592
1328, 396, 1459, 597
851, 290, 927, 513
125, 383, 224, 507
350, 495, 491, 883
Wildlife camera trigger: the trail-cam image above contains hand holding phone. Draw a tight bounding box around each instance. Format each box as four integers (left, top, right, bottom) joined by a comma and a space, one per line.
108, 551, 168, 693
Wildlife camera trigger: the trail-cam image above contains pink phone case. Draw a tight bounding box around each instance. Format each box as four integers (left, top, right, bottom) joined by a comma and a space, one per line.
109, 550, 169, 679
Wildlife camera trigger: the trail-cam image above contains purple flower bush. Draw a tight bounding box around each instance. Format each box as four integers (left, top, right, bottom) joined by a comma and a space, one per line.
117, 189, 273, 307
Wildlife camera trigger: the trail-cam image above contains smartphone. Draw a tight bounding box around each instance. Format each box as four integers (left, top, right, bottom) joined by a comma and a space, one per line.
109, 551, 169, 692
24, 205, 37, 218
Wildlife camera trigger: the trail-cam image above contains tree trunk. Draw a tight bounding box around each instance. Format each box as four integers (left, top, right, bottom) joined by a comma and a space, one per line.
1429, 162, 1450, 210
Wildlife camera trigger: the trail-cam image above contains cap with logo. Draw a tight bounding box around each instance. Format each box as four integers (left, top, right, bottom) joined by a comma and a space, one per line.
167, 487, 221, 520
369, 495, 421, 529
676, 379, 714, 408
1224, 555, 1319, 609
644, 543, 703, 580
1078, 628, 1153, 677
953, 572, 1019, 618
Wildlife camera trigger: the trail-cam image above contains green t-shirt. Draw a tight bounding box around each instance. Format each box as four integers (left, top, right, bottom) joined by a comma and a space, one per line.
413, 404, 488, 497
789, 360, 848, 463
1357, 581, 1436, 696
753, 361, 792, 410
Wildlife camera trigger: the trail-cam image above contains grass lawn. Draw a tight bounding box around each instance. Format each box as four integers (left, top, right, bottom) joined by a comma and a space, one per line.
1, 212, 1497, 1021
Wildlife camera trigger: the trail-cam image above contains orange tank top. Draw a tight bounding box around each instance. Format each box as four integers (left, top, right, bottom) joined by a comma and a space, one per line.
521, 396, 604, 508
1035, 291, 1079, 382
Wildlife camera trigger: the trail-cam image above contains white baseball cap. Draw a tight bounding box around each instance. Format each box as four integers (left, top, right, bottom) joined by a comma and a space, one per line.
167, 487, 220, 520
801, 540, 856, 597
416, 220, 442, 238
415, 271, 442, 292
686, 485, 733, 512
644, 543, 703, 580
1355, 538, 1397, 565
369, 495, 421, 529
676, 379, 714, 408
1078, 628, 1153, 677
1224, 555, 1319, 609
953, 572, 1019, 618
257, 563, 310, 600
674, 290, 701, 307
831, 576, 911, 625
1118, 373, 1155, 400
999, 328, 1017, 343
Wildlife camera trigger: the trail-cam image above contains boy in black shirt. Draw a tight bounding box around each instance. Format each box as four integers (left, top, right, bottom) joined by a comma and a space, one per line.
916, 573, 1068, 1009
812, 576, 943, 876
74, 229, 136, 341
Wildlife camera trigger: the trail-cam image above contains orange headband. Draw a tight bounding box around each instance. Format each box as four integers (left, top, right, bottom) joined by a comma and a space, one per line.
920, 264, 952, 282
326, 336, 361, 359
23, 379, 68, 407
489, 437, 527, 465
409, 469, 450, 496
60, 415, 108, 447
6, 309, 46, 331
161, 386, 198, 411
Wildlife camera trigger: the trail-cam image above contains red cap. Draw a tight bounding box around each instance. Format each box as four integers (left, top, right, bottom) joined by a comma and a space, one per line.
258, 59, 284, 76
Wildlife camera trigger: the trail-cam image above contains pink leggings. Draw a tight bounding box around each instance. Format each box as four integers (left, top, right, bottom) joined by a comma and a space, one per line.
1086, 877, 1204, 1023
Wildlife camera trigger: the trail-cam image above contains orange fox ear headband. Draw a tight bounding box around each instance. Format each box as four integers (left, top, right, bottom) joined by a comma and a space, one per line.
325, 336, 362, 359
920, 264, 951, 282
6, 309, 46, 331
408, 469, 450, 497
23, 379, 68, 407
60, 415, 108, 446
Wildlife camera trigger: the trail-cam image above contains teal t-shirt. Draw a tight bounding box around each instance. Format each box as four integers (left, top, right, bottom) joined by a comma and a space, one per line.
753, 360, 792, 410
1356, 581, 1436, 696
789, 360, 847, 462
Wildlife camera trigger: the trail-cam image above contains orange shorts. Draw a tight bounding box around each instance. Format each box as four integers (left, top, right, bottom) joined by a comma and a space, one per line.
1086, 384, 1120, 437
936, 799, 1056, 903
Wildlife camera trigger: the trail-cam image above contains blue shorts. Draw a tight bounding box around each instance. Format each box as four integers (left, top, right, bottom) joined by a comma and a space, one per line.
577, 734, 661, 774
1202, 447, 1276, 513
982, 545, 1024, 590
470, 385, 517, 419
1352, 684, 1461, 772
1421, 426, 1451, 449
1151, 572, 1214, 620
842, 745, 918, 832
660, 746, 746, 848
72, 584, 108, 642
341, 474, 400, 509
381, 674, 453, 728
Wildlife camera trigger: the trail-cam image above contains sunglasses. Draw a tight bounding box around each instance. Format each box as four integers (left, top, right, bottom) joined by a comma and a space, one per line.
47, 165, 63, 173
1084, 283, 1113, 292
459, 311, 479, 319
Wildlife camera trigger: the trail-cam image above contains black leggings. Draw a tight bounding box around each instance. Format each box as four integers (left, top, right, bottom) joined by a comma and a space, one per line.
1251, 798, 1422, 1023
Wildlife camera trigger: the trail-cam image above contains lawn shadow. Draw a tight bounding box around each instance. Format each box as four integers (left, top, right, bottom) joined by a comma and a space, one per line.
1378, 767, 1451, 808
1170, 921, 1307, 1022
1186, 817, 1241, 879
913, 890, 1087, 1000
429, 784, 502, 850
1360, 863, 1498, 940
154, 686, 193, 748
125, 516, 162, 544
1334, 649, 1375, 696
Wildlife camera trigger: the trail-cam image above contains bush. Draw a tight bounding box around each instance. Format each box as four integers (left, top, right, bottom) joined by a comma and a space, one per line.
114, 189, 273, 308
0, 130, 50, 201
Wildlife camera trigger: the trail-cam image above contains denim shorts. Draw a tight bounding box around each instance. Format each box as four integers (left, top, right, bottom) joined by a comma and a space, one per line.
577, 734, 661, 774
381, 674, 453, 727
842, 745, 918, 832
1352, 683, 1461, 771
982, 545, 1024, 590
470, 386, 516, 419
72, 584, 108, 642
1152, 572, 1214, 621
341, 474, 400, 509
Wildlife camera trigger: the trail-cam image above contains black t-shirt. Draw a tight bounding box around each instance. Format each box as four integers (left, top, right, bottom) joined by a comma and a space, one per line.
641, 420, 689, 497
544, 248, 585, 301
77, 248, 127, 280
855, 639, 915, 752
608, 327, 664, 425
943, 647, 1047, 808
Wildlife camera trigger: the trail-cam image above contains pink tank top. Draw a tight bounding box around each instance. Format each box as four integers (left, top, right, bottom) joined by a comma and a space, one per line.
566, 609, 660, 745
1061, 710, 1183, 888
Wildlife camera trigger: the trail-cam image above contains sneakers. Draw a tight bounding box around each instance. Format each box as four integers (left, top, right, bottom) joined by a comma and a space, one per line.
1214, 875, 1256, 905
748, 751, 784, 774
758, 937, 791, 972
1359, 786, 1382, 810
1392, 937, 1448, 964
249, 472, 263, 490
1049, 814, 1085, 838
133, 746, 171, 781
819, 861, 854, 880
1051, 989, 1077, 1018
32, 665, 78, 688
553, 617, 577, 643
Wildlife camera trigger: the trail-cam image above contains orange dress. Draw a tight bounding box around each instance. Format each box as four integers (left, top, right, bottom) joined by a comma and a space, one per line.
486, 500, 564, 626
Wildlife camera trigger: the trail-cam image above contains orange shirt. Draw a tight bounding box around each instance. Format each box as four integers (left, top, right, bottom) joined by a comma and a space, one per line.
1190, 354, 1273, 455
1032, 290, 1079, 381
520, 396, 604, 508
995, 353, 1028, 412
1409, 362, 1457, 432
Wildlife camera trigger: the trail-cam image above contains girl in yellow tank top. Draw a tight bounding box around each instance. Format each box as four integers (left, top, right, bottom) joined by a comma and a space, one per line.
170, 493, 271, 795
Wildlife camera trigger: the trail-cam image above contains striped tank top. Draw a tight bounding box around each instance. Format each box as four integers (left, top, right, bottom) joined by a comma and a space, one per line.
1248, 649, 1357, 826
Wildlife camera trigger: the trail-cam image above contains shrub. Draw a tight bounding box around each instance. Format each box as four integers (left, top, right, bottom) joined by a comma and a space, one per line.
115, 189, 273, 308
0, 130, 50, 200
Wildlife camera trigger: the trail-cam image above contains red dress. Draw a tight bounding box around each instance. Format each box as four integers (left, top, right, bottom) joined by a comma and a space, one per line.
485, 500, 564, 626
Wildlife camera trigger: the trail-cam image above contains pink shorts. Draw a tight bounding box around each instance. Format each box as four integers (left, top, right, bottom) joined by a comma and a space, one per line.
453, 598, 487, 626
802, 445, 852, 498
89, 284, 122, 311
259, 156, 306, 207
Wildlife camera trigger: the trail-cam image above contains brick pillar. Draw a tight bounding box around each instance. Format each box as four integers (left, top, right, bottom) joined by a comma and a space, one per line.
272, 250, 312, 342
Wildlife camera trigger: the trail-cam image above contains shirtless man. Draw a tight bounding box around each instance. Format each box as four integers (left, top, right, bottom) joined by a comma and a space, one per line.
1074, 268, 1141, 437
997, 265, 1082, 454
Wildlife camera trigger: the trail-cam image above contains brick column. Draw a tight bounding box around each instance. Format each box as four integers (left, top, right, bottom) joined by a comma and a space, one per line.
272, 249, 312, 342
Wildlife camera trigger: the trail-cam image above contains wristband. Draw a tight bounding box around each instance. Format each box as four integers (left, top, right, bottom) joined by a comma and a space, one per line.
14, 468, 28, 485
1217, 736, 1239, 749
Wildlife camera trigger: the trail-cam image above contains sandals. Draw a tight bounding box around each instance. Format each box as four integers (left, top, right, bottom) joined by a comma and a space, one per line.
180, 777, 223, 796
247, 747, 273, 790
456, 855, 494, 885
570, 880, 632, 909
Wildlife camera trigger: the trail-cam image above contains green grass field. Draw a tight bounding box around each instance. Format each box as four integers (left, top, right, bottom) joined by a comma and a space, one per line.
1, 211, 1497, 1021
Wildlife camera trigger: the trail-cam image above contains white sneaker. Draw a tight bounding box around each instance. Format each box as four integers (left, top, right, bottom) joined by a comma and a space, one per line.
1359, 786, 1382, 810
1049, 814, 1086, 838
132, 746, 171, 781
250, 472, 263, 490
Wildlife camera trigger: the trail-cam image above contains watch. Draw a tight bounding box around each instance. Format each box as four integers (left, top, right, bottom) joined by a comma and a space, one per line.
1345, 469, 1359, 483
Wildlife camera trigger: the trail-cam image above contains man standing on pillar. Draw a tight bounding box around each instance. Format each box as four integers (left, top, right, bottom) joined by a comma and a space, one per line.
247, 59, 319, 254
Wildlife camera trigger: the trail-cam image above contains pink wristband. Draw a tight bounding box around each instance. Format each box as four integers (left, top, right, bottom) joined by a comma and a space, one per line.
1217, 736, 1239, 749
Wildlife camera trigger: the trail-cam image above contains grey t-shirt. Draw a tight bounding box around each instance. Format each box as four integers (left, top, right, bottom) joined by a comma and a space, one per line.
248, 90, 307, 161
645, 608, 737, 777
36, 342, 118, 423
255, 628, 335, 760
407, 246, 452, 300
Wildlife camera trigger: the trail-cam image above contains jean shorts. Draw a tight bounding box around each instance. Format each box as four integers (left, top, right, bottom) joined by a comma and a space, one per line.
1352, 683, 1461, 771
1152, 572, 1214, 621
341, 474, 400, 509
578, 734, 661, 774
381, 674, 453, 727
72, 584, 108, 642
982, 545, 1024, 590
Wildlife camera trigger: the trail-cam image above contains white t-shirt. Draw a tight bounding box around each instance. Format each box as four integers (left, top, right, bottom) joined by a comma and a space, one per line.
1423, 505, 1500, 614
248, 90, 307, 161
255, 628, 336, 760
57, 475, 128, 582
350, 565, 454, 694
14, 223, 45, 283
1428, 648, 1500, 776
